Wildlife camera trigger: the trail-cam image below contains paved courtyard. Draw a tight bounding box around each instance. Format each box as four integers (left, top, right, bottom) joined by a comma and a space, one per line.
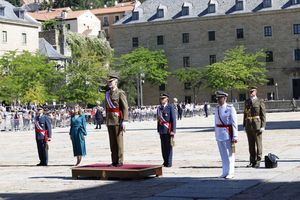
0, 112, 300, 200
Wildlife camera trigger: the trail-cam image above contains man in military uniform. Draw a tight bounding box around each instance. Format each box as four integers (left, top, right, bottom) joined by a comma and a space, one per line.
243, 86, 266, 168
35, 107, 52, 166
157, 93, 176, 167
214, 91, 238, 179
105, 72, 129, 167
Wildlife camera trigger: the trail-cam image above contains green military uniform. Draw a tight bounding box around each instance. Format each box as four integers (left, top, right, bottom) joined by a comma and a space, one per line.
105, 87, 129, 166
243, 96, 266, 167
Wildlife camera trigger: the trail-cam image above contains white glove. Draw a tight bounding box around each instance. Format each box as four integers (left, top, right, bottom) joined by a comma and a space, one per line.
260, 127, 265, 132
121, 122, 127, 132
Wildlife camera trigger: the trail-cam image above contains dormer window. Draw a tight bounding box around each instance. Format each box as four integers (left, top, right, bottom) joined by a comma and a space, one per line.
13, 8, 25, 19
236, 0, 244, 11
292, 0, 300, 5
182, 6, 189, 16
263, 0, 272, 8
208, 3, 216, 13
132, 11, 139, 20
157, 4, 166, 19
0, 6, 5, 16
182, 2, 191, 16
157, 9, 164, 18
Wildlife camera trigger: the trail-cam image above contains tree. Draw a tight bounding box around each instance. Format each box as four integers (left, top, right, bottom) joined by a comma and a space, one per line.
175, 67, 202, 103
114, 47, 170, 105
201, 46, 268, 97
0, 51, 64, 105
62, 32, 113, 106
6, 0, 21, 6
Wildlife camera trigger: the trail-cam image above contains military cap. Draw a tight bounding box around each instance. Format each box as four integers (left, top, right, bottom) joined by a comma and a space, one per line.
160, 93, 170, 99
107, 71, 120, 81
249, 86, 258, 91
215, 90, 228, 97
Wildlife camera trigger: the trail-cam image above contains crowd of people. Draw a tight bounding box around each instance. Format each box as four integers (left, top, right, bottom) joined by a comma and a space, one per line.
0, 101, 212, 132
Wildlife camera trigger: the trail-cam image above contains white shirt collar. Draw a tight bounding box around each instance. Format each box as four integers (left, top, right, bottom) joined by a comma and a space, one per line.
219, 103, 227, 108
251, 96, 257, 101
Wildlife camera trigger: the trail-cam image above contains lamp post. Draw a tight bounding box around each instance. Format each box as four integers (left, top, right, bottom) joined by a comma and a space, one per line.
275, 83, 279, 100
140, 72, 145, 107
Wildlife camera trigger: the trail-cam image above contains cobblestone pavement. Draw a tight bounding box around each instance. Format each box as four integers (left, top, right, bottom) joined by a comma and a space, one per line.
0, 112, 300, 200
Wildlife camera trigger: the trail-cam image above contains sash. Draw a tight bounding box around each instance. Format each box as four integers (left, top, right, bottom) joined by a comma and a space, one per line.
217, 107, 233, 141
157, 106, 172, 135
35, 120, 48, 143
106, 90, 123, 121
106, 91, 116, 109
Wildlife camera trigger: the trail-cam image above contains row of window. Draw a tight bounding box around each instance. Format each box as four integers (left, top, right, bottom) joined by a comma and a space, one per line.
1, 31, 27, 45
180, 49, 300, 67
132, 24, 300, 48
132, 0, 300, 21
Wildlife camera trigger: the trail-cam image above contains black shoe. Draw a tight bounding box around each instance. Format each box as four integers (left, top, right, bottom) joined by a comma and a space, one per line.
246, 163, 254, 168
36, 163, 43, 166
115, 163, 123, 167
108, 163, 117, 167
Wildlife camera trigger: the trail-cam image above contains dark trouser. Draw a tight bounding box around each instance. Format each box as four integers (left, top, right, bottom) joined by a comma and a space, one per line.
95, 120, 102, 129
108, 125, 123, 164
36, 139, 48, 165
178, 113, 182, 120
160, 134, 173, 167
246, 130, 262, 164
204, 110, 208, 117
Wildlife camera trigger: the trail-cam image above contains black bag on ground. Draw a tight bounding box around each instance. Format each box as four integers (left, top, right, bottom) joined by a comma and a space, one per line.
265, 153, 279, 168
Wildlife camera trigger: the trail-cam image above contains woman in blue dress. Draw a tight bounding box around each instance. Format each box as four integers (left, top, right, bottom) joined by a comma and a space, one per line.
69, 105, 87, 166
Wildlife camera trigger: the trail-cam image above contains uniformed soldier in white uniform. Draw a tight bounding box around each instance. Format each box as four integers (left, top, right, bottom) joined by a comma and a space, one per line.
214, 91, 238, 179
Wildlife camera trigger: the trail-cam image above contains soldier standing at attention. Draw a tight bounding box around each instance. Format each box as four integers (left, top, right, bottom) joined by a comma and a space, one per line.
243, 86, 266, 168
214, 91, 238, 179
157, 93, 176, 167
35, 107, 52, 166
105, 72, 129, 167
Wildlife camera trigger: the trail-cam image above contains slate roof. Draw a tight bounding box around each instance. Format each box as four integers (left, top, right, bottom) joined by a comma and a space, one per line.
39, 38, 66, 60
0, 0, 40, 26
115, 0, 300, 25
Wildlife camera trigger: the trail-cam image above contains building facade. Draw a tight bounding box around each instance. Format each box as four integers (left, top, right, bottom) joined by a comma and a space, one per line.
113, 0, 300, 104
91, 1, 134, 44
0, 0, 40, 56
29, 8, 101, 37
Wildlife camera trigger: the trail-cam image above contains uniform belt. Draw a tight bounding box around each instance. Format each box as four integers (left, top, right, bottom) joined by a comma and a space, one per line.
247, 116, 260, 120
216, 124, 231, 128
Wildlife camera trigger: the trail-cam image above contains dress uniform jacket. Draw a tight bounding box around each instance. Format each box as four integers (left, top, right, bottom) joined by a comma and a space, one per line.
105, 88, 129, 125
35, 114, 52, 141
215, 104, 238, 141
157, 104, 176, 135
243, 97, 266, 131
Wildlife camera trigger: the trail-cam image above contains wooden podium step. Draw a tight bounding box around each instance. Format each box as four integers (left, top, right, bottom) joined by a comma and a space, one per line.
72, 164, 163, 180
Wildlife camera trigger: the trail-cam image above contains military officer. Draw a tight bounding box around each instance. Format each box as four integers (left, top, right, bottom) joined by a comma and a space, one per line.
105, 72, 129, 167
214, 91, 238, 179
157, 93, 176, 167
243, 86, 266, 168
35, 107, 52, 166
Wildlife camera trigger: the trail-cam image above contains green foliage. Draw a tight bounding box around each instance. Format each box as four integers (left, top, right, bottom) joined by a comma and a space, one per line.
62, 32, 113, 105
175, 67, 202, 89
53, 0, 105, 10
201, 46, 268, 91
114, 47, 170, 105
6, 0, 21, 6
42, 20, 57, 31
0, 51, 64, 105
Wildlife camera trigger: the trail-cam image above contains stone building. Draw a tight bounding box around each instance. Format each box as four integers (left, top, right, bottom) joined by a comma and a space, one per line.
0, 0, 40, 56
113, 0, 300, 104
91, 1, 135, 44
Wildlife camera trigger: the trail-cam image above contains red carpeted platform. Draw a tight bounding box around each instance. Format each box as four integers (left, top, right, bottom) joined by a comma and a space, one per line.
71, 164, 163, 180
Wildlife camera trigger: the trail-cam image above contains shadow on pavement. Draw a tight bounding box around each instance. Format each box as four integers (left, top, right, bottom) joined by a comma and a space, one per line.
0, 177, 299, 200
